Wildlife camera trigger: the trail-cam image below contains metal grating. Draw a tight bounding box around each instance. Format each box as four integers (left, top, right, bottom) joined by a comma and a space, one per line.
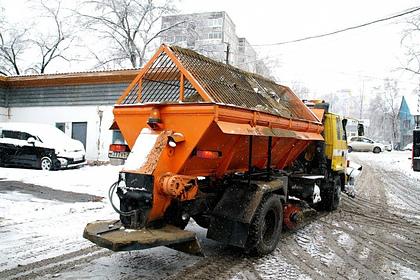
121, 51, 202, 104
120, 45, 316, 121
170, 46, 313, 120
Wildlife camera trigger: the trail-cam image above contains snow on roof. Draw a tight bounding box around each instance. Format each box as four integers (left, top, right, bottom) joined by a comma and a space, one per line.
404, 95, 420, 115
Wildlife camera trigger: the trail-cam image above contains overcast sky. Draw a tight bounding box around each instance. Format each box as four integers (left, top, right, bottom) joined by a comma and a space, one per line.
2, 0, 420, 98
181, 0, 420, 97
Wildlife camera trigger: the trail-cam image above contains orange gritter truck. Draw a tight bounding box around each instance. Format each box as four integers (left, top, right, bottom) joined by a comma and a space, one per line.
84, 45, 351, 256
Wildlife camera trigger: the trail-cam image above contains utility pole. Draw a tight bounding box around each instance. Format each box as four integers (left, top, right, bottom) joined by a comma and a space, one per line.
225, 43, 230, 65
359, 77, 364, 120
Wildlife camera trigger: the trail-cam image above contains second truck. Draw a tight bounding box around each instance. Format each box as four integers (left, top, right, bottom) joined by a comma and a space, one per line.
84, 45, 352, 256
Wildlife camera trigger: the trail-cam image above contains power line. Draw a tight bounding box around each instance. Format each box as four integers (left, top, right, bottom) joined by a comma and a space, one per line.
252, 6, 420, 47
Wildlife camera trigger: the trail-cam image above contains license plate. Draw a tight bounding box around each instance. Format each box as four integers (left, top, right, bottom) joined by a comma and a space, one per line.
109, 151, 129, 159
75, 157, 83, 162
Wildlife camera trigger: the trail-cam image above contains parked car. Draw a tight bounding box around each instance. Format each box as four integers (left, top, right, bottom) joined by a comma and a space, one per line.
403, 143, 413, 151
0, 122, 86, 170
347, 136, 385, 153
381, 142, 393, 152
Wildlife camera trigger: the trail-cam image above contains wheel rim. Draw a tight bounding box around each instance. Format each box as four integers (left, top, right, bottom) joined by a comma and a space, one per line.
41, 159, 51, 170
262, 209, 277, 244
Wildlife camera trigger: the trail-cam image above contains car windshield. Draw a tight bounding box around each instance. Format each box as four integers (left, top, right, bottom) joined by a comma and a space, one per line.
35, 126, 70, 144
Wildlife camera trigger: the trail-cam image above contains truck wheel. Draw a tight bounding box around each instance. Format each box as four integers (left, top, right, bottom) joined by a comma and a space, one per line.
193, 215, 210, 228
373, 147, 381, 153
40, 157, 52, 171
246, 194, 283, 256
164, 203, 190, 229
319, 177, 341, 211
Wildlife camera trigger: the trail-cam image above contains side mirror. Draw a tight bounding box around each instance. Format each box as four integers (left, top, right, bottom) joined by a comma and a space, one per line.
27, 137, 36, 146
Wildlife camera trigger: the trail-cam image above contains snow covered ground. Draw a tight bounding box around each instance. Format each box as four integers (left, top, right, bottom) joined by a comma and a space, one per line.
0, 153, 419, 279
0, 164, 121, 197
0, 165, 122, 271
349, 150, 420, 181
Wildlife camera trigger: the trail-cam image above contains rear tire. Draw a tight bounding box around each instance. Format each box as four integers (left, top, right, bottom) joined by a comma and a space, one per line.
373, 147, 381, 153
164, 203, 190, 229
40, 157, 52, 171
246, 194, 283, 256
193, 215, 211, 229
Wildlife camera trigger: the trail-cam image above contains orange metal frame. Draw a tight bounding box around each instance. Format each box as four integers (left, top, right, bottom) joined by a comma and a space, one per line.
113, 45, 325, 222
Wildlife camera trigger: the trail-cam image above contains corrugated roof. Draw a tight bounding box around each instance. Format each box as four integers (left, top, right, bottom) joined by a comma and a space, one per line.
0, 69, 140, 88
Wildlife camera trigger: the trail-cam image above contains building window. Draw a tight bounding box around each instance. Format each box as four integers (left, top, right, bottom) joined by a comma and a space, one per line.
112, 130, 125, 144
56, 122, 65, 133
208, 32, 222, 40
208, 18, 223, 27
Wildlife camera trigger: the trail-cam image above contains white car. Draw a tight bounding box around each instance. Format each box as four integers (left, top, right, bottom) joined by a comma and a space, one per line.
0, 122, 86, 170
348, 136, 385, 153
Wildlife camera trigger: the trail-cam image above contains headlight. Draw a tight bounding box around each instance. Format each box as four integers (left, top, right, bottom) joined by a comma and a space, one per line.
58, 158, 68, 167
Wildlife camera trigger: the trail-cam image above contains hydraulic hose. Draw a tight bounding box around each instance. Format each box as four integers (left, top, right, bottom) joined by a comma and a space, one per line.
108, 180, 138, 217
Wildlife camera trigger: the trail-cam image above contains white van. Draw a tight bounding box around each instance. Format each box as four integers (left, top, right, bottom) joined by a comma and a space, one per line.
0, 122, 86, 170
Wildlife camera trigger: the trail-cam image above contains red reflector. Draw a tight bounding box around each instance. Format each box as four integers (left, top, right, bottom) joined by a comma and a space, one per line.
109, 144, 130, 152
195, 150, 221, 159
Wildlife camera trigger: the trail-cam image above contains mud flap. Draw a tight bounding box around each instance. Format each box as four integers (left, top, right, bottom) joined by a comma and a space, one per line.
83, 220, 204, 256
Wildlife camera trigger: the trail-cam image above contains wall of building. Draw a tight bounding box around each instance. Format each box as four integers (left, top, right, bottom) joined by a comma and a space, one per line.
7, 83, 127, 107
8, 105, 114, 161
0, 107, 7, 122
0, 71, 139, 162
0, 89, 6, 107
0, 82, 7, 121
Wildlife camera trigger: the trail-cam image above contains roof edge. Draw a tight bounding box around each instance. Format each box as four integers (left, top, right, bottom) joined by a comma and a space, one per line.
0, 69, 140, 88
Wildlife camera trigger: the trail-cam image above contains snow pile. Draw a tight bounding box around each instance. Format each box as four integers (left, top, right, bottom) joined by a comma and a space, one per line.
349, 151, 420, 181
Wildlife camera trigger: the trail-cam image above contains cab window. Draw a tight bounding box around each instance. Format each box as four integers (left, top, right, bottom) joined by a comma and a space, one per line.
336, 117, 342, 140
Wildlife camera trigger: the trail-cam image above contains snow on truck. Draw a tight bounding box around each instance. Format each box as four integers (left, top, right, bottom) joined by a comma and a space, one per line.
84, 45, 354, 256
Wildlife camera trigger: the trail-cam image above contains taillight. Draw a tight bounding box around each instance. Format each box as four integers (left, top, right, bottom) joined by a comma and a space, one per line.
109, 144, 130, 152
195, 150, 222, 159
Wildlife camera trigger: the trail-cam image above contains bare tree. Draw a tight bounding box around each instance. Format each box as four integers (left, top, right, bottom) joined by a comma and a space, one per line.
0, 27, 29, 75
401, 15, 420, 75
28, 0, 75, 74
290, 81, 310, 99
383, 78, 401, 143
367, 79, 401, 142
0, 0, 77, 75
78, 0, 180, 68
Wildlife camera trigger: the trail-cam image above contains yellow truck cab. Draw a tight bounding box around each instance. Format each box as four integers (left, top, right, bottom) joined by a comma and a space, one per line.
323, 112, 348, 173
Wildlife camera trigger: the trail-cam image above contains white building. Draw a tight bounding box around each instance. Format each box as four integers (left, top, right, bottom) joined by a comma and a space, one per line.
160, 11, 262, 73
0, 70, 138, 162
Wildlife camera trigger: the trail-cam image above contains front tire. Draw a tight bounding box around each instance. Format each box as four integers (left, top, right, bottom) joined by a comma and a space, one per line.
348, 146, 353, 153
373, 147, 381, 153
318, 177, 341, 211
246, 194, 283, 256
40, 157, 52, 171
